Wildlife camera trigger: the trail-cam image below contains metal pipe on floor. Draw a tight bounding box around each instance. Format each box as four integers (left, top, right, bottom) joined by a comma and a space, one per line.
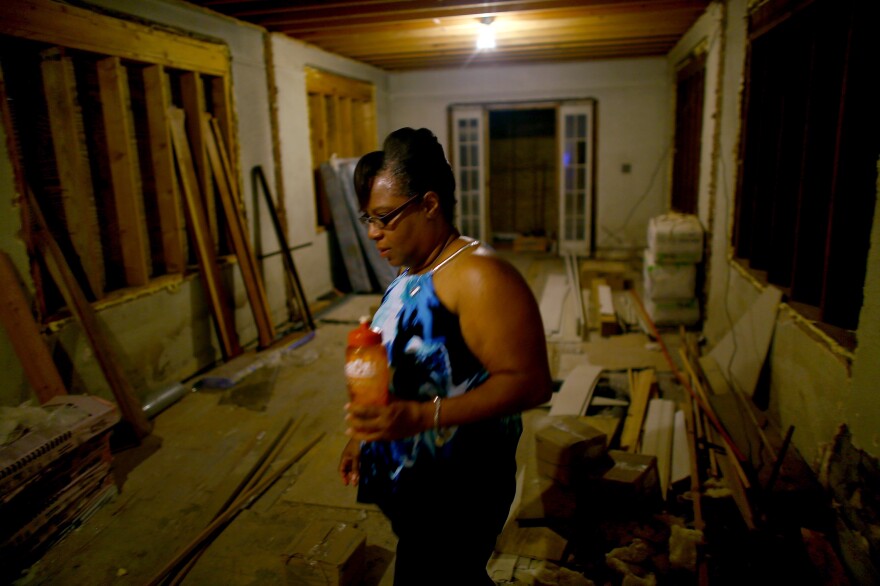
142, 382, 188, 420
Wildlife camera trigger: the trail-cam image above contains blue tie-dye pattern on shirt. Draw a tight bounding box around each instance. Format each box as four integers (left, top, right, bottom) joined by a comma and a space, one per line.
357, 270, 522, 503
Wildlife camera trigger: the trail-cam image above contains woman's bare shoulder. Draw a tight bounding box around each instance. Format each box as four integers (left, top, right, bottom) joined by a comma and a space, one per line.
444, 243, 533, 299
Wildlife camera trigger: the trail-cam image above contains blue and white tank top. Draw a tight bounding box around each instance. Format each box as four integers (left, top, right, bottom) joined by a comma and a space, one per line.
357, 241, 523, 502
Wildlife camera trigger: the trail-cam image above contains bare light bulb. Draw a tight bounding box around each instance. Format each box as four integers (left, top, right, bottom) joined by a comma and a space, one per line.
476, 18, 496, 50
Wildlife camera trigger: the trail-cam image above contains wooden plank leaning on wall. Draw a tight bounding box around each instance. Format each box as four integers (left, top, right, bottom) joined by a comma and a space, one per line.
0, 252, 68, 404
168, 107, 242, 361
204, 114, 276, 349
180, 71, 218, 248
24, 187, 153, 440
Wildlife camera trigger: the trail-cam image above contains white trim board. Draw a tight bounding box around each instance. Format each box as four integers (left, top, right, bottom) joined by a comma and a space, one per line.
549, 363, 604, 416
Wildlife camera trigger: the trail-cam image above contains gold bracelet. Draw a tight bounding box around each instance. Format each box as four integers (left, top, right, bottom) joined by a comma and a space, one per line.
433, 396, 448, 447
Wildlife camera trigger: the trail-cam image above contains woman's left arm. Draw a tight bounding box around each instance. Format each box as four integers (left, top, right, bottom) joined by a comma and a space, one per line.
436, 254, 554, 425
345, 254, 553, 441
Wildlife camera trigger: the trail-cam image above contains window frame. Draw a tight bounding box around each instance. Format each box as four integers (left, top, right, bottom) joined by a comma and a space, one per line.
305, 67, 377, 228
732, 0, 878, 348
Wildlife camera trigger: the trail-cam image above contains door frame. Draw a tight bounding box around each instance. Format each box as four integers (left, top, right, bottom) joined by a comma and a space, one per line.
448, 98, 597, 256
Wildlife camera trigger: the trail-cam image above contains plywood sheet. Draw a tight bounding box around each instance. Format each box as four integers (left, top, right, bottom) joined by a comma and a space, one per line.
707, 286, 783, 397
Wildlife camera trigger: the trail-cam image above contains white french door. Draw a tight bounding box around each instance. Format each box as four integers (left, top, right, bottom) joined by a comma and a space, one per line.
558, 101, 595, 256
451, 107, 486, 241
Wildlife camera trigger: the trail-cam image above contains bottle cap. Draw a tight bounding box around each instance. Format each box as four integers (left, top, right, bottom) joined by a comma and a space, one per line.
348, 317, 382, 347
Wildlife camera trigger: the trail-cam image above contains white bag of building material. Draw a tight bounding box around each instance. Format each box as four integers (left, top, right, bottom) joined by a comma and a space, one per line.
643, 248, 697, 300
647, 213, 704, 263
645, 297, 700, 327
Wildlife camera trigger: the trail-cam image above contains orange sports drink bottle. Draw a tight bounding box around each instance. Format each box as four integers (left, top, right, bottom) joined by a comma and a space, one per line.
345, 317, 390, 405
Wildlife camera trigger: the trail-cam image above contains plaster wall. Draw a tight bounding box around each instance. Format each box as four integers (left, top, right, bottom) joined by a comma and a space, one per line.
700, 0, 880, 463
387, 59, 672, 251
268, 32, 391, 302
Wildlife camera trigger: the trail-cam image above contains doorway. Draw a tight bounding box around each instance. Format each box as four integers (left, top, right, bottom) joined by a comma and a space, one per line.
450, 99, 596, 256
488, 108, 557, 245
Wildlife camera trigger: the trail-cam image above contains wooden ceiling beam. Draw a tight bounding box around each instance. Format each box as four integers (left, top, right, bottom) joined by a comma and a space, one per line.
350, 37, 678, 62
369, 45, 673, 70
211, 0, 655, 20
290, 10, 702, 41
297, 20, 692, 53
320, 35, 678, 59
244, 0, 707, 28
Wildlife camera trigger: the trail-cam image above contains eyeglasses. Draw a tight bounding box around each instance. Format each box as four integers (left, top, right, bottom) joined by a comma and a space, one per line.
358, 193, 423, 229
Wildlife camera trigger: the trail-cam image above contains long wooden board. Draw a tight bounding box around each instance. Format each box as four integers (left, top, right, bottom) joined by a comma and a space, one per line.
25, 188, 152, 439
619, 368, 655, 452
168, 107, 241, 360
0, 252, 67, 404
203, 114, 275, 348
180, 72, 217, 246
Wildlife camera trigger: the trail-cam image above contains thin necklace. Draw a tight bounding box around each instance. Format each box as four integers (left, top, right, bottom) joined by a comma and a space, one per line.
405, 237, 479, 297
407, 233, 459, 276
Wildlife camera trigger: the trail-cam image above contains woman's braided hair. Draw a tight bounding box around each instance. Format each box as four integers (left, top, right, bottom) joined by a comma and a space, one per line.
354, 127, 456, 224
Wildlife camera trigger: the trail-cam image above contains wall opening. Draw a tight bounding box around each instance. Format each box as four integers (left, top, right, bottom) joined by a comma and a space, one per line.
488, 108, 557, 245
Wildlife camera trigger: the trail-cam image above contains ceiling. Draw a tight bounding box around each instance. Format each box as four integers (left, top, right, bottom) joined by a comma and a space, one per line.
185, 0, 712, 71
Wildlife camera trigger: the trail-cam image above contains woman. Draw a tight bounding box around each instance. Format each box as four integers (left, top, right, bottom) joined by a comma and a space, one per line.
339, 127, 553, 585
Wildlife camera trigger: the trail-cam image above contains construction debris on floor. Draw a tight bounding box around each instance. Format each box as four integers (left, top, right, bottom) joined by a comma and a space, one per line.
0, 244, 844, 585
492, 242, 838, 585
1, 395, 120, 575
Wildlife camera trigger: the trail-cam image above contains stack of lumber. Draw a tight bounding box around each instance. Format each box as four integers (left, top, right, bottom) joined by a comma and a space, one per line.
579, 259, 629, 337
0, 395, 120, 578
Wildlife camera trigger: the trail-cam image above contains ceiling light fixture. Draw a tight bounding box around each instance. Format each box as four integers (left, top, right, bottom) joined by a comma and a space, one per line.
476, 16, 496, 50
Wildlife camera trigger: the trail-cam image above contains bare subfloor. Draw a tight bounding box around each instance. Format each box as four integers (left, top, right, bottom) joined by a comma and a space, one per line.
19, 292, 401, 585
17, 251, 675, 585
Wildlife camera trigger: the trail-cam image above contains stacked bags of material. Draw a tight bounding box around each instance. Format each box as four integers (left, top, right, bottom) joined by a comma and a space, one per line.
643, 213, 703, 326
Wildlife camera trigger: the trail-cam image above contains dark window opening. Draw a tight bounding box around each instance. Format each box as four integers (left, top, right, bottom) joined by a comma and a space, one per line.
733, 0, 879, 347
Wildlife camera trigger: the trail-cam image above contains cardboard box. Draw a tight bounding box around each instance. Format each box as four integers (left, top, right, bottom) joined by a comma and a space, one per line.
593, 450, 659, 497
283, 520, 366, 586
535, 416, 607, 486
